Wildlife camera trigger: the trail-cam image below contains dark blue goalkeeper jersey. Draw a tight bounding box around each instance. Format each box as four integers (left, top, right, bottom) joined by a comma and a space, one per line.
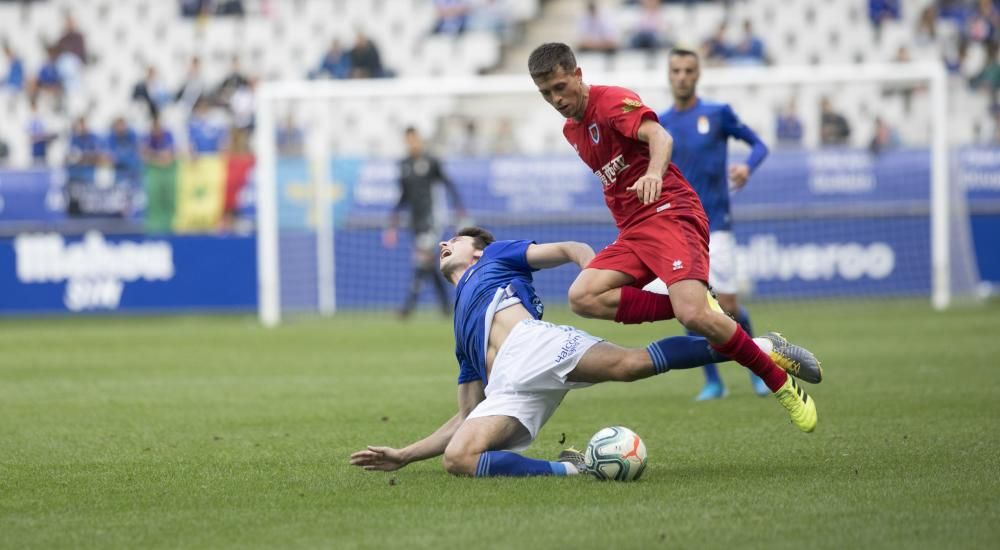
453, 240, 543, 386
658, 99, 768, 231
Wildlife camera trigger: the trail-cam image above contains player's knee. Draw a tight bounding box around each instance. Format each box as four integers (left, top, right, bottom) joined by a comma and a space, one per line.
674, 303, 712, 333
568, 282, 599, 318
442, 446, 476, 477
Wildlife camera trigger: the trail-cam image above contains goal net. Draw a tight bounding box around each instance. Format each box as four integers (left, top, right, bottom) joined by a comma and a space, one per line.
254, 62, 980, 326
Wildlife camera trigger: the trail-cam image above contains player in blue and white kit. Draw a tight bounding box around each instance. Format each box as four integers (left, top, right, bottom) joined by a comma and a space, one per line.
349, 228, 821, 478
658, 48, 771, 401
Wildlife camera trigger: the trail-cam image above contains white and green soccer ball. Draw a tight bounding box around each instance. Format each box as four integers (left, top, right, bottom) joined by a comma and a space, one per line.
584, 426, 648, 481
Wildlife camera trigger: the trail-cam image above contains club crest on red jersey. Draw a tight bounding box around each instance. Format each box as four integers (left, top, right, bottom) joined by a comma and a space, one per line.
588, 123, 600, 144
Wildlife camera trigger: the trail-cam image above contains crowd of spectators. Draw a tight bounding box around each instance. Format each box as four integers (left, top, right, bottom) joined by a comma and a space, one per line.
430, 0, 522, 45
1, 0, 999, 197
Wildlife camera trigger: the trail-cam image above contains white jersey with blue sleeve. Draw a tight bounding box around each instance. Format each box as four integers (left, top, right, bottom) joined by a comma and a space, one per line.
453, 240, 544, 386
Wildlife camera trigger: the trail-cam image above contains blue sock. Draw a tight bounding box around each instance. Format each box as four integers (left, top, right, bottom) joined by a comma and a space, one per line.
475, 451, 568, 477
686, 328, 723, 384
647, 335, 727, 375
735, 306, 754, 336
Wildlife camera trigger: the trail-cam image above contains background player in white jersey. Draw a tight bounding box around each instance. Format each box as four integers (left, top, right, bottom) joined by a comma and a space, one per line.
658, 48, 771, 400
349, 227, 821, 478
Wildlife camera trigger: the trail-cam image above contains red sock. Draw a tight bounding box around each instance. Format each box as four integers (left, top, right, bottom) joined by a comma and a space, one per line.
711, 326, 788, 392
614, 286, 675, 324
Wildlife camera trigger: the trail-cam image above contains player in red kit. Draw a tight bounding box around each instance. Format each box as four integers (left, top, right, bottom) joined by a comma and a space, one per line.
528, 42, 819, 432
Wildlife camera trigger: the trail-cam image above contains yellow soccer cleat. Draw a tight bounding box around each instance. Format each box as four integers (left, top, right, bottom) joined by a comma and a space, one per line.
774, 375, 817, 433
763, 332, 823, 384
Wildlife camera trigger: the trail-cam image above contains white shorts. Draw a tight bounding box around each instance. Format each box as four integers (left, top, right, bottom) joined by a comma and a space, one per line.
466, 319, 602, 452
707, 230, 737, 295
640, 230, 738, 295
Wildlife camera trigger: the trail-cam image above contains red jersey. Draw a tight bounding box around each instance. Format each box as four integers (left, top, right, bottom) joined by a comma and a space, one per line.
563, 85, 702, 230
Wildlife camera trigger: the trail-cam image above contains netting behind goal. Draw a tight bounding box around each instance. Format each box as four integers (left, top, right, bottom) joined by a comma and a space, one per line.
254, 64, 980, 325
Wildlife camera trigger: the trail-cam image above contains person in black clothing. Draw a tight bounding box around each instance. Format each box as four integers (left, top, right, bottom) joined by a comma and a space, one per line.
383, 127, 467, 318
348, 30, 384, 78
819, 96, 851, 146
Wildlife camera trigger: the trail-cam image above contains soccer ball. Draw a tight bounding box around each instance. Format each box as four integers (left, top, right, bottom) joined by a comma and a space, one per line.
584, 426, 648, 481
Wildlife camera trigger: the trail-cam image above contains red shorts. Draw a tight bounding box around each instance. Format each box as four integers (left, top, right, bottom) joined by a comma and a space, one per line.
588, 210, 710, 288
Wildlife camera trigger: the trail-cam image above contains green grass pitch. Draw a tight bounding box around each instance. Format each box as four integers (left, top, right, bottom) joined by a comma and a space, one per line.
1, 299, 998, 549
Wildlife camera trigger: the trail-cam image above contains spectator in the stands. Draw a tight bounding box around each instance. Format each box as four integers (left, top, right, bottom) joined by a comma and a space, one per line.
143, 116, 177, 233
66, 116, 103, 187
348, 30, 385, 78
216, 55, 249, 103
27, 99, 55, 165
915, 4, 938, 45
819, 96, 851, 146
702, 21, 730, 65
468, 0, 516, 44
215, 0, 245, 16
180, 0, 210, 18
229, 76, 256, 134
276, 114, 304, 157
629, 0, 668, 50
106, 117, 142, 186
729, 19, 768, 65
35, 46, 63, 99
144, 116, 176, 166
972, 39, 1000, 112
868, 0, 901, 41
55, 13, 87, 64
577, 1, 619, 54
52, 16, 86, 102
187, 99, 228, 156
132, 65, 171, 119
312, 39, 352, 79
869, 116, 901, 155
176, 56, 208, 115
3, 43, 24, 94
963, 0, 997, 45
433, 0, 471, 35
775, 97, 803, 148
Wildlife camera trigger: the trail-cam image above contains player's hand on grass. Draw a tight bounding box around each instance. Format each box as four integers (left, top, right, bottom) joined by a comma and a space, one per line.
728, 164, 750, 190
382, 228, 398, 248
350, 446, 407, 471
627, 173, 662, 205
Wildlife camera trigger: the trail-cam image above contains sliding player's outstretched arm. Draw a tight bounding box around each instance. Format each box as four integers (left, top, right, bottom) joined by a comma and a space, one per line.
525, 241, 595, 270
349, 380, 485, 471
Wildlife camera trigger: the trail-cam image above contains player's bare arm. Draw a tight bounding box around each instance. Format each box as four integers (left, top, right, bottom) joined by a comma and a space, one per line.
629, 119, 674, 204
349, 381, 485, 471
525, 241, 595, 270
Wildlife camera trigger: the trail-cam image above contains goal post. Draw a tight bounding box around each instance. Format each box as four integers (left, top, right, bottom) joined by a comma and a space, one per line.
255, 62, 973, 326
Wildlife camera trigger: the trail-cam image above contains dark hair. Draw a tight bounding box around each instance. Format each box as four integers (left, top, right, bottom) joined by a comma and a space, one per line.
669, 48, 699, 61
404, 126, 418, 136
528, 43, 577, 79
456, 227, 495, 250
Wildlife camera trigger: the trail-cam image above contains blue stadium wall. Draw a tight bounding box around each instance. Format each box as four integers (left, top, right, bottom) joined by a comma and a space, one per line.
0, 148, 998, 314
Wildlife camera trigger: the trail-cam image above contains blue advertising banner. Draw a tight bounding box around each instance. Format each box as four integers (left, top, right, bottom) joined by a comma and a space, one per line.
336, 149, 940, 222
958, 147, 1000, 202
0, 168, 64, 222
331, 216, 928, 309
0, 232, 256, 314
